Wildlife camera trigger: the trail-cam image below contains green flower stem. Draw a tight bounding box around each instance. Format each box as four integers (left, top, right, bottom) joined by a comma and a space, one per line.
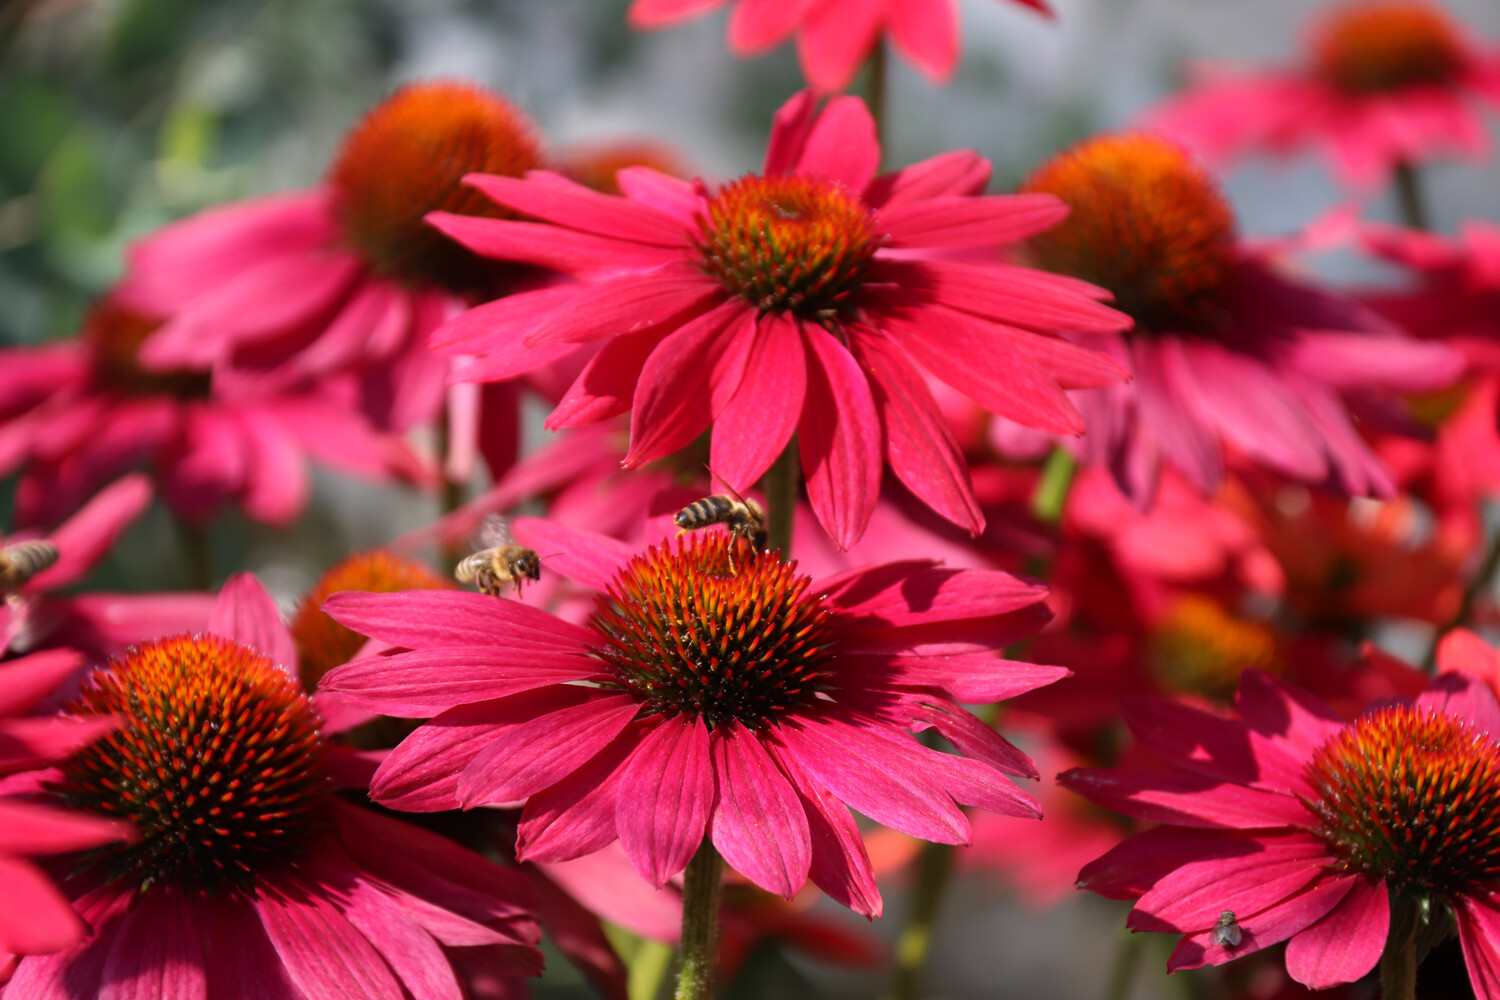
1032, 446, 1078, 525
887, 841, 956, 1000
1381, 896, 1420, 1000
675, 840, 725, 1000
1394, 161, 1429, 232
762, 439, 798, 557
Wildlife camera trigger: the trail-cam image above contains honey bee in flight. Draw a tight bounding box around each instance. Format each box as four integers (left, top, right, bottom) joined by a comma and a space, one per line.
674, 471, 767, 573
453, 516, 541, 598
0, 539, 59, 592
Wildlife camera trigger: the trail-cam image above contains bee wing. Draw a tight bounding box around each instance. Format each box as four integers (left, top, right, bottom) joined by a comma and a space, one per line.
476, 513, 514, 550
702, 464, 750, 506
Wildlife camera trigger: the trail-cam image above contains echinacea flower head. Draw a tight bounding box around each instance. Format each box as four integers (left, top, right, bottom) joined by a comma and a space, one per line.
1144, 0, 1500, 191
6, 575, 543, 998
1061, 635, 1500, 993
0, 297, 427, 528
122, 81, 544, 431
627, 0, 1052, 92
0, 650, 130, 977
430, 90, 1131, 547
318, 521, 1068, 915
1018, 132, 1462, 506
1145, 594, 1281, 702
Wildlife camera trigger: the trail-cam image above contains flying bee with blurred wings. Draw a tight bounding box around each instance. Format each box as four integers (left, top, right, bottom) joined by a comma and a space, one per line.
0, 539, 58, 593
453, 515, 541, 598
674, 470, 767, 574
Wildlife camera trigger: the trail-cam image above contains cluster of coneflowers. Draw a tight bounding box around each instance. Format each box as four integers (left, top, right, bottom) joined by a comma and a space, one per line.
4, 1, 1500, 998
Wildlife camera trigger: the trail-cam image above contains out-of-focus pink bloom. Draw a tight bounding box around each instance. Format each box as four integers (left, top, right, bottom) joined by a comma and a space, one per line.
2, 474, 215, 663
1145, 0, 1500, 191
1361, 221, 1500, 540
1065, 466, 1284, 597
428, 90, 1130, 548
122, 81, 547, 442
628, 0, 1052, 92
0, 650, 130, 979
0, 298, 429, 528
6, 574, 544, 997
319, 520, 1065, 916
1018, 133, 1461, 508
1063, 642, 1500, 992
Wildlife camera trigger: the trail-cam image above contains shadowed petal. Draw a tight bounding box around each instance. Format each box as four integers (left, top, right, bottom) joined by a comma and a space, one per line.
711, 314, 805, 493
510, 518, 634, 592
769, 745, 882, 918
458, 692, 639, 806
1058, 767, 1312, 828
518, 726, 642, 863
1457, 890, 1500, 1000
99, 887, 207, 1000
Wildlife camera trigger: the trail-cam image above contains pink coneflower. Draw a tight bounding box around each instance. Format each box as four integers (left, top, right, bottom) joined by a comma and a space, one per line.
317, 520, 1066, 914
1061, 637, 1500, 992
0, 297, 428, 529
121, 80, 546, 438
428, 90, 1131, 547
1145, 0, 1500, 192
0, 650, 129, 979
628, 0, 1052, 92
5, 574, 543, 997
1017, 132, 1462, 507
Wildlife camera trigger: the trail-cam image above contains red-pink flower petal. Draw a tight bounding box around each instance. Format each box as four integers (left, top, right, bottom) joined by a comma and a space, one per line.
708, 723, 811, 898
799, 327, 881, 549
849, 330, 982, 534
711, 314, 806, 493
210, 573, 297, 676
517, 729, 640, 863
523, 267, 719, 347
318, 647, 599, 717
616, 715, 716, 886
625, 301, 755, 468
881, 194, 1069, 250
797, 0, 885, 92
27, 474, 150, 591
822, 562, 1047, 627
1457, 890, 1500, 1000
727, 0, 810, 52
98, 888, 206, 1000
865, 150, 991, 206
0, 858, 85, 958
771, 745, 882, 918
0, 650, 85, 718
457, 691, 639, 806
321, 590, 596, 652
1235, 670, 1344, 758
338, 878, 467, 1000
626, 0, 727, 27
889, 0, 959, 81
426, 214, 676, 277
465, 171, 687, 246
775, 715, 969, 844
1058, 767, 1312, 828
791, 94, 880, 193
256, 886, 404, 1000
369, 702, 516, 812
1133, 832, 1330, 932
1168, 875, 1359, 973
1284, 876, 1387, 989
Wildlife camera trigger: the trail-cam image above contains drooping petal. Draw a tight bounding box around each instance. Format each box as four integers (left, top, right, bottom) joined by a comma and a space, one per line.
769, 745, 882, 918
625, 301, 755, 468
708, 723, 811, 898
1057, 767, 1313, 828
338, 877, 467, 1000
799, 326, 881, 549
517, 727, 642, 863
1132, 832, 1331, 932
369, 702, 518, 812
711, 314, 806, 493
616, 715, 716, 886
849, 330, 982, 534
1167, 874, 1359, 973
1457, 890, 1500, 1000
888, 0, 959, 81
